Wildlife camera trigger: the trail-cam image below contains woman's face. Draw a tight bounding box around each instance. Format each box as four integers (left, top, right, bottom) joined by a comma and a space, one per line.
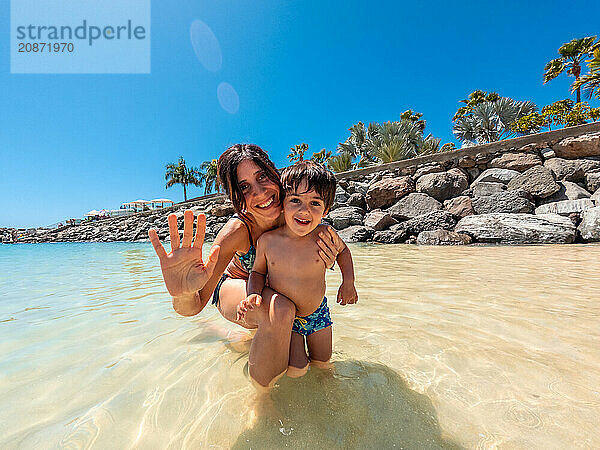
236, 159, 282, 223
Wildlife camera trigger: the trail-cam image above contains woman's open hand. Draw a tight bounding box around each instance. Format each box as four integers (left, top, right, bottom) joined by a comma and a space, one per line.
148, 210, 220, 298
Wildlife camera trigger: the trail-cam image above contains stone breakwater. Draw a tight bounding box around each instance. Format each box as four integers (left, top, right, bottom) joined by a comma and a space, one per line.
4, 125, 600, 246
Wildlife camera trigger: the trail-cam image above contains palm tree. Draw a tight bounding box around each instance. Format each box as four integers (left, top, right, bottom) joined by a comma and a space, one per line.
165, 156, 203, 202
572, 47, 600, 100
199, 159, 220, 194
331, 115, 443, 169
365, 120, 439, 163
287, 143, 309, 163
328, 153, 354, 173
399, 109, 426, 131
336, 122, 377, 165
453, 96, 537, 145
310, 148, 332, 166
544, 36, 598, 103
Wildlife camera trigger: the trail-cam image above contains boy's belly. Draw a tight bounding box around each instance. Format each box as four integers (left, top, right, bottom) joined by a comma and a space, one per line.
267, 274, 326, 317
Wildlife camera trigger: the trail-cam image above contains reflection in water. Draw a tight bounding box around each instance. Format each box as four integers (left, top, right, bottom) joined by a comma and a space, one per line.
1, 242, 599, 448
234, 361, 462, 449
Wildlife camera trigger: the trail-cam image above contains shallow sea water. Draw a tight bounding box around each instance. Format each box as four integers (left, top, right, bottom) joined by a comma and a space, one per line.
1, 242, 599, 449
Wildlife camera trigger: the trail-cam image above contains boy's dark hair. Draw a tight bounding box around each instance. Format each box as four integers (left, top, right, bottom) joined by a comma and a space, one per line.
217, 144, 284, 222
280, 160, 337, 211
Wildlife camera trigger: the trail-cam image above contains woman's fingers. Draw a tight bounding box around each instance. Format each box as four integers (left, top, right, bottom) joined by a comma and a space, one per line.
148, 228, 168, 260
317, 237, 334, 255
327, 226, 344, 252
317, 240, 335, 268
204, 245, 220, 278
181, 210, 194, 247
168, 214, 180, 252
192, 213, 206, 249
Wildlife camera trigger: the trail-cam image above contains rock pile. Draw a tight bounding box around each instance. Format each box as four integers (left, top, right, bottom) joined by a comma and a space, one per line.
326, 131, 600, 245
13, 196, 234, 244
7, 129, 600, 246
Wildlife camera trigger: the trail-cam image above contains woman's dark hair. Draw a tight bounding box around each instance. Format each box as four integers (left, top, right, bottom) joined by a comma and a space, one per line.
280, 160, 337, 212
217, 144, 284, 222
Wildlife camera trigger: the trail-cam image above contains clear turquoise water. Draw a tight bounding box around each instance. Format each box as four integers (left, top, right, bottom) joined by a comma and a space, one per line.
2, 242, 600, 449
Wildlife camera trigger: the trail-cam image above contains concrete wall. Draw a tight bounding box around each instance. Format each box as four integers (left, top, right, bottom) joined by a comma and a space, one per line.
334, 122, 600, 181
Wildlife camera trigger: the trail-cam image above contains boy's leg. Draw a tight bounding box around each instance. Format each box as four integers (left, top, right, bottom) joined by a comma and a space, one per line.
287, 332, 309, 378
306, 326, 332, 368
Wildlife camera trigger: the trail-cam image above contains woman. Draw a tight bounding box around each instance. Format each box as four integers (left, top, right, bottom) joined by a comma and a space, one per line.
149, 144, 341, 388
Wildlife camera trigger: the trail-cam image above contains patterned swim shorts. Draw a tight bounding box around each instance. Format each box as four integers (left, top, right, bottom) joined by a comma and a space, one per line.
292, 297, 333, 336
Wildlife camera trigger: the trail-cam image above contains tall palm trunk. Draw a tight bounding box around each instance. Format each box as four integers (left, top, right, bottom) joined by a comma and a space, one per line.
183, 184, 187, 202
573, 61, 582, 103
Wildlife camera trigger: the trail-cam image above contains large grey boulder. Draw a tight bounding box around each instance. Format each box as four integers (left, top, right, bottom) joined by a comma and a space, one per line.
347, 192, 367, 209
488, 152, 542, 171
443, 196, 475, 218
414, 163, 445, 178
338, 225, 374, 243
578, 206, 600, 241
544, 157, 600, 182
416, 230, 472, 245
326, 206, 365, 230
473, 168, 520, 184
592, 189, 600, 205
507, 165, 560, 198
387, 192, 442, 220
210, 203, 235, 217
584, 172, 600, 193
415, 168, 469, 201
372, 228, 408, 244
366, 176, 415, 210
347, 181, 369, 196
471, 181, 506, 197
455, 213, 576, 244
394, 210, 457, 235
363, 210, 398, 231
540, 147, 556, 160
335, 186, 349, 204
472, 190, 535, 214
534, 198, 595, 216
553, 132, 600, 159
538, 181, 591, 204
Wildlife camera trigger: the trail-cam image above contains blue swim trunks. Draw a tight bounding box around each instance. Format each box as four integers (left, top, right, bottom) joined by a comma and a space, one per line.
292, 297, 333, 336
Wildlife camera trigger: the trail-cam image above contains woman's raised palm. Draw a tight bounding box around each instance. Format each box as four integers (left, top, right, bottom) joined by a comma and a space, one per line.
148, 211, 220, 297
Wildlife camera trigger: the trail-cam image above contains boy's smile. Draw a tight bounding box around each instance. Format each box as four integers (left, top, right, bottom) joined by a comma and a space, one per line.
283, 181, 327, 237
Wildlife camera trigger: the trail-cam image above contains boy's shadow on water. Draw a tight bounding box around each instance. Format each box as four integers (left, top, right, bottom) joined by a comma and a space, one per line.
233, 360, 464, 450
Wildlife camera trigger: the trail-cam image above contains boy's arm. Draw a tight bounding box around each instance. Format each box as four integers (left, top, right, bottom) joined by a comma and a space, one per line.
327, 226, 358, 305
237, 236, 268, 320
247, 239, 267, 296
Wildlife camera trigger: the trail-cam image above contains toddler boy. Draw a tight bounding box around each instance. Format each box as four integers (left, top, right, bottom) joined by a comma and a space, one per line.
237, 160, 357, 375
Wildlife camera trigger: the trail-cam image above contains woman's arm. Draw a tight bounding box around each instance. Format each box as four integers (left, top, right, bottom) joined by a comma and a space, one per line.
149, 210, 246, 316
195, 218, 250, 307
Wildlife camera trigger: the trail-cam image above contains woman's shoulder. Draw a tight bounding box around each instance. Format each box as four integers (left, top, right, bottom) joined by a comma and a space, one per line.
214, 217, 252, 251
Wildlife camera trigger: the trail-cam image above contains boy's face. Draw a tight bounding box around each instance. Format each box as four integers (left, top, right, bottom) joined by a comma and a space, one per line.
283, 180, 328, 237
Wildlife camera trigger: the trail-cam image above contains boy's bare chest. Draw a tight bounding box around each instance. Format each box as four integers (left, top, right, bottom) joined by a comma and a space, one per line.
266, 238, 323, 272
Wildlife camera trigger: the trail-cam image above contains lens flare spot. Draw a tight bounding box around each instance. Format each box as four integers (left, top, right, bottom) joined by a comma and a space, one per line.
217, 82, 240, 114
190, 20, 222, 72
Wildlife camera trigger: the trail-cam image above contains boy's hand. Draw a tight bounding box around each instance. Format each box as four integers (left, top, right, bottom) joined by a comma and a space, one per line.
236, 294, 262, 321
337, 281, 358, 305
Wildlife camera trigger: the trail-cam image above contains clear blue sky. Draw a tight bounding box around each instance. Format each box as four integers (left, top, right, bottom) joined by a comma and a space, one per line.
2, 0, 599, 228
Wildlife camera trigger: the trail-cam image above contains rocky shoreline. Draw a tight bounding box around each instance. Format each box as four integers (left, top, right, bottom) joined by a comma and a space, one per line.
4, 126, 600, 246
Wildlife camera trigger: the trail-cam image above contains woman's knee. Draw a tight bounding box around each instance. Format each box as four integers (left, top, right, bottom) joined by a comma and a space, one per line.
267, 293, 295, 327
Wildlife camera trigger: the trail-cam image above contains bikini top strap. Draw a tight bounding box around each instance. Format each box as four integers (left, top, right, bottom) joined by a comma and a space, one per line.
232, 214, 253, 246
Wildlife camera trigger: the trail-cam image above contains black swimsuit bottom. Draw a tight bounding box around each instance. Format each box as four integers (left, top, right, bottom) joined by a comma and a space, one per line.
211, 216, 254, 306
